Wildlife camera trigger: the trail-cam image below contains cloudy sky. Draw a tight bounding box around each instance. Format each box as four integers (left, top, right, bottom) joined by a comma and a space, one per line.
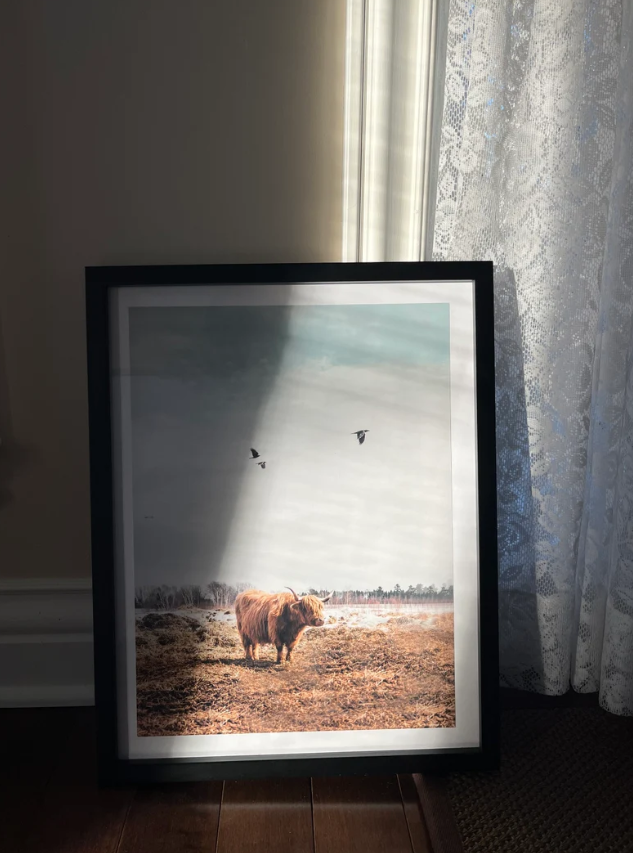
129, 302, 453, 592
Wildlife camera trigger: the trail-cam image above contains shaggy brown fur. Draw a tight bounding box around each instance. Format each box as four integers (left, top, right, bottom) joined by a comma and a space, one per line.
235, 590, 329, 664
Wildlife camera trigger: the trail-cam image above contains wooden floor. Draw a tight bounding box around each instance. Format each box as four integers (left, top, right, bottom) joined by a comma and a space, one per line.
1, 707, 432, 853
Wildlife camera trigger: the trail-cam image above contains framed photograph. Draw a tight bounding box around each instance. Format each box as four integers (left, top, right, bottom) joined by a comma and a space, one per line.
86, 261, 498, 784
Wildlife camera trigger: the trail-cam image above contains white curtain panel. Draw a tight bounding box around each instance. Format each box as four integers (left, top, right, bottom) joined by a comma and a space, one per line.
433, 0, 633, 713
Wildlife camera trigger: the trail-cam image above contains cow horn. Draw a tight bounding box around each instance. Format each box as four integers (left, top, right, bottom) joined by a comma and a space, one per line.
320, 592, 332, 603
286, 586, 301, 602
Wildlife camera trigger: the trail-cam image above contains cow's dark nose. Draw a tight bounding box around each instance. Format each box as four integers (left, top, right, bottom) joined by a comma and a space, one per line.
313, 618, 324, 627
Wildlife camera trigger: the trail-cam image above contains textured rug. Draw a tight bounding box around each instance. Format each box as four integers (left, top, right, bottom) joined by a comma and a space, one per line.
441, 707, 633, 853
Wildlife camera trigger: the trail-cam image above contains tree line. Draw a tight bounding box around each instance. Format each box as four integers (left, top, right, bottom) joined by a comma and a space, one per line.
134, 581, 249, 610
308, 584, 453, 605
134, 582, 453, 609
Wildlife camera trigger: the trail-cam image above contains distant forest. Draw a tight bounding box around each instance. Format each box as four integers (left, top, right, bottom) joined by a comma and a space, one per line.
134, 582, 454, 609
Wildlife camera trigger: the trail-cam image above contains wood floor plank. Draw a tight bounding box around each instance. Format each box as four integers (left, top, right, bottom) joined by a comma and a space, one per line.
216, 777, 314, 853
117, 782, 223, 853
22, 708, 134, 853
312, 775, 413, 853
0, 707, 78, 853
411, 774, 464, 853
398, 775, 432, 853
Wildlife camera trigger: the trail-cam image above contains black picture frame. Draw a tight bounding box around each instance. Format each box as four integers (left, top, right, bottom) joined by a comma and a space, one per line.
85, 261, 498, 785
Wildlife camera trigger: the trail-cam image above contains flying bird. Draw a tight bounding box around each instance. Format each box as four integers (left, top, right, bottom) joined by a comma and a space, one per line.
249, 448, 266, 469
351, 430, 370, 445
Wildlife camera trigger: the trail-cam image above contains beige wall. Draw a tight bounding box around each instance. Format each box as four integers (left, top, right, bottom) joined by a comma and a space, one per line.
0, 1, 346, 579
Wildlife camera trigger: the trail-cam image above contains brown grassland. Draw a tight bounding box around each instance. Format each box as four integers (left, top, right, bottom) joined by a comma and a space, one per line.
135, 608, 455, 735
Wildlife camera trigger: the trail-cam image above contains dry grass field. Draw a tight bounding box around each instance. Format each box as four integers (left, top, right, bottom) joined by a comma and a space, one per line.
135, 606, 455, 736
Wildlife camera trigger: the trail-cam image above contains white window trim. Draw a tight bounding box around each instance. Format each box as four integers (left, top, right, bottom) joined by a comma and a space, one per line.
342, 0, 448, 262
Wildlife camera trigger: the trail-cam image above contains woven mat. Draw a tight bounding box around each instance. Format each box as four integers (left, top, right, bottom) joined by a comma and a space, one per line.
442, 708, 633, 853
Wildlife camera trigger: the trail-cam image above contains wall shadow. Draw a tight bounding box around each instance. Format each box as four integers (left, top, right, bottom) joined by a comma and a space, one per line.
0, 311, 36, 510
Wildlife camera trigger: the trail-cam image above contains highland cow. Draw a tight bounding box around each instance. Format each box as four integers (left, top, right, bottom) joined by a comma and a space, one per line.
234, 587, 332, 664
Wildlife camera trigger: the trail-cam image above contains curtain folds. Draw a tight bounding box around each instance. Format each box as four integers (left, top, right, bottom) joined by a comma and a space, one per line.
433, 0, 633, 713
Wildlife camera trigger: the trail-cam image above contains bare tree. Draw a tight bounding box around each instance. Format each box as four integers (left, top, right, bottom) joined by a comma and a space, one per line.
134, 587, 152, 608
206, 581, 222, 606
154, 585, 170, 609
180, 585, 196, 607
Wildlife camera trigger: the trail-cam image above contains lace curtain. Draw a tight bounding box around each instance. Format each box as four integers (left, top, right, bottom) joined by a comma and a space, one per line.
433, 0, 633, 713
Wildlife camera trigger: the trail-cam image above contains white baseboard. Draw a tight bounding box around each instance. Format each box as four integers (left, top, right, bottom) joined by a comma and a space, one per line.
0, 579, 95, 707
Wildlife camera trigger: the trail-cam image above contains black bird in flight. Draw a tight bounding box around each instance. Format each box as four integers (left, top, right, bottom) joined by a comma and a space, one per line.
351, 430, 370, 445
250, 448, 266, 469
